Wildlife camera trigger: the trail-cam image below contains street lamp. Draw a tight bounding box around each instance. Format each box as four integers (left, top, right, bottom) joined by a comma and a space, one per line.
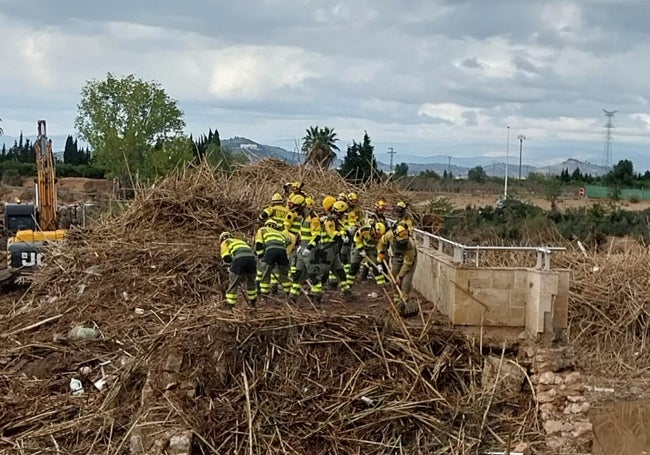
517, 134, 526, 179
504, 126, 510, 198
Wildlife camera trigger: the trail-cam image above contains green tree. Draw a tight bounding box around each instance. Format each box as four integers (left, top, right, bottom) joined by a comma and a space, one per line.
74, 73, 185, 182
467, 165, 487, 183
301, 126, 339, 168
149, 136, 194, 177
339, 131, 380, 182
393, 162, 409, 179
606, 159, 635, 187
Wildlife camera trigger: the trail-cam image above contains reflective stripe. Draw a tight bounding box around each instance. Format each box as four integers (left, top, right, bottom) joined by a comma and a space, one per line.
227, 239, 255, 259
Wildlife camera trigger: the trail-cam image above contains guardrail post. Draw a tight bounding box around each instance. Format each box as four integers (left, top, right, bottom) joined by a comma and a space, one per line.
437, 239, 443, 254
453, 246, 464, 264
422, 233, 430, 249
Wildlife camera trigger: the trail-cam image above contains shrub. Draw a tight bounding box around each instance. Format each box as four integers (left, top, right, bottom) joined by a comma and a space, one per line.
628, 194, 641, 203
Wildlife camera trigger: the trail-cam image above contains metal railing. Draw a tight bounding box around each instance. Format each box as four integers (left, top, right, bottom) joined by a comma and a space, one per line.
364, 211, 565, 270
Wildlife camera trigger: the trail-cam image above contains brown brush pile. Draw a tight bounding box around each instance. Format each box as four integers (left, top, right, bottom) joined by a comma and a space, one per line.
0, 160, 540, 453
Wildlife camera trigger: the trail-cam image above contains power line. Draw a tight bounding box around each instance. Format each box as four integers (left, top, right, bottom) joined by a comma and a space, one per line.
603, 109, 616, 168
387, 147, 396, 172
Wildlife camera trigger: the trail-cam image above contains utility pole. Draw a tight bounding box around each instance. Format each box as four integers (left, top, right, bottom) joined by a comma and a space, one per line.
504, 126, 510, 198
388, 147, 396, 172
517, 134, 526, 179
447, 155, 451, 178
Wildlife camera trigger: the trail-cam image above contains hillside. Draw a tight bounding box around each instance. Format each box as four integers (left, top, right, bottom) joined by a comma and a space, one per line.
221, 137, 610, 177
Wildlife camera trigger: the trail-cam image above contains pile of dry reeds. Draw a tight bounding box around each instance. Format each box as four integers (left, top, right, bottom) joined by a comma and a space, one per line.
0, 160, 540, 453
0, 307, 539, 453
556, 249, 650, 377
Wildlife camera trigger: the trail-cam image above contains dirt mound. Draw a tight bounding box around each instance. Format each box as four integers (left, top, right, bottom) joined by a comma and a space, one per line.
0, 160, 539, 453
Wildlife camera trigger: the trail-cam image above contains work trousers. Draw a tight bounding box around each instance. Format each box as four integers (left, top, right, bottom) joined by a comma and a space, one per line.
317, 243, 349, 295
290, 246, 321, 298
260, 248, 291, 295
390, 255, 417, 303
226, 257, 258, 306
347, 247, 386, 287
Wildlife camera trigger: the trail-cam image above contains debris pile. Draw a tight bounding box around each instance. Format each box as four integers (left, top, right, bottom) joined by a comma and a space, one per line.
0, 161, 541, 453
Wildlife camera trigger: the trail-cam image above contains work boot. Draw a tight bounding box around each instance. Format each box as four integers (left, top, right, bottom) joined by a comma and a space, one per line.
270, 284, 279, 294
342, 288, 352, 301
248, 298, 257, 308
311, 293, 322, 305
288, 294, 298, 305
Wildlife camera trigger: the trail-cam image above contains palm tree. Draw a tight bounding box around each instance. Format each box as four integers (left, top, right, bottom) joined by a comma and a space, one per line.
301, 126, 339, 168
0, 118, 3, 136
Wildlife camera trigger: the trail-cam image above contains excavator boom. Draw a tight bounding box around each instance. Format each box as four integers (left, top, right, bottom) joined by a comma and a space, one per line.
34, 120, 57, 231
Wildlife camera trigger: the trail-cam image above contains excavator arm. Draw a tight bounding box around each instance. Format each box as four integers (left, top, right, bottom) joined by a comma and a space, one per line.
34, 120, 57, 231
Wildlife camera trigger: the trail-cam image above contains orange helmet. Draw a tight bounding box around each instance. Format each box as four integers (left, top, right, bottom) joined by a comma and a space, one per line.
322, 195, 337, 212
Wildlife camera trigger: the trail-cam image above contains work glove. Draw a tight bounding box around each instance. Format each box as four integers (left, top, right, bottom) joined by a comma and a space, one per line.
301, 247, 312, 257
358, 249, 367, 258
377, 252, 386, 262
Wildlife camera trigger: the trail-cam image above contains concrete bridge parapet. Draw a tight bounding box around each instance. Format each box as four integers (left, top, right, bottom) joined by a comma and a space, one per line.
413, 244, 569, 338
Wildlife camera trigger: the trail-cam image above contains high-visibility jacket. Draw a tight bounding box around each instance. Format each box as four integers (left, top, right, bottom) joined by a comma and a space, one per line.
318, 214, 345, 245
285, 210, 303, 237
345, 207, 365, 230
377, 230, 417, 277
220, 238, 255, 264
255, 226, 292, 256
300, 212, 321, 248
354, 225, 379, 250
259, 204, 290, 226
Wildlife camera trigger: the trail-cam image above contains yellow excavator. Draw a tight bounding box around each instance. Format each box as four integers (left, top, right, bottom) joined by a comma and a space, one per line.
0, 120, 66, 285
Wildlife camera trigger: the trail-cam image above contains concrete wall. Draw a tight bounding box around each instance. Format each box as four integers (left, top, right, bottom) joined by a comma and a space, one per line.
413, 247, 569, 337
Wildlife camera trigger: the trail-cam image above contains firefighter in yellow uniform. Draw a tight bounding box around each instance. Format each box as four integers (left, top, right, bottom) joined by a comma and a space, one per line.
258, 193, 290, 292
314, 198, 351, 303
330, 193, 352, 286
285, 194, 305, 277
255, 219, 293, 297
370, 199, 388, 226
346, 221, 387, 287
394, 201, 414, 232
220, 232, 258, 309
289, 196, 322, 303
377, 223, 418, 315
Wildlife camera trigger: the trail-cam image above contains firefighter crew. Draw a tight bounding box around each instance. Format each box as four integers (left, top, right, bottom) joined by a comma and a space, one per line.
377, 223, 418, 314
394, 201, 414, 232
255, 219, 293, 297
219, 232, 258, 309
285, 194, 305, 276
313, 198, 351, 303
289, 196, 322, 303
346, 221, 387, 287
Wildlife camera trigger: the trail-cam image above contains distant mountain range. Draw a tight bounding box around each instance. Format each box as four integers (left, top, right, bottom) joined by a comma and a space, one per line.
222, 137, 611, 177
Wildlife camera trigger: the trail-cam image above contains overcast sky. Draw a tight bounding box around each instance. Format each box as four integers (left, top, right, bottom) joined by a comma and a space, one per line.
1, 0, 649, 168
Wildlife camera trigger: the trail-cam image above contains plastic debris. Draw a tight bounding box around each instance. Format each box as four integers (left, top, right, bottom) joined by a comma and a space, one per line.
68, 326, 100, 340
70, 378, 84, 395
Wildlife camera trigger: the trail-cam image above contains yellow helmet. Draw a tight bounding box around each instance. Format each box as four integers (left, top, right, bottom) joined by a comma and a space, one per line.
271, 193, 284, 204
375, 199, 388, 212
374, 222, 386, 237
332, 200, 348, 214
347, 192, 359, 205
219, 232, 232, 242
322, 195, 336, 212
265, 219, 279, 229
337, 192, 348, 202
305, 196, 314, 208
395, 224, 409, 240
289, 194, 306, 208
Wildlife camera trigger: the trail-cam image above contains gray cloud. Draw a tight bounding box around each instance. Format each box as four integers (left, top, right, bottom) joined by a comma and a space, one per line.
1, 0, 650, 168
